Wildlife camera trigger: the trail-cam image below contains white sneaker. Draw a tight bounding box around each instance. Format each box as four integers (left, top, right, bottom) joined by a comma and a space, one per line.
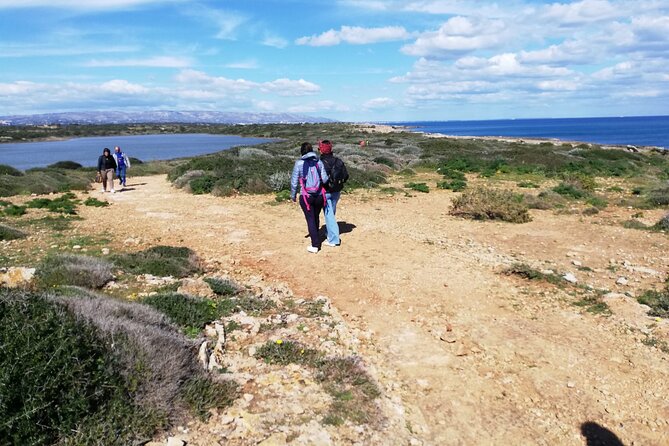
101, 188, 106, 193
307, 246, 319, 253
111, 188, 116, 193
323, 240, 339, 247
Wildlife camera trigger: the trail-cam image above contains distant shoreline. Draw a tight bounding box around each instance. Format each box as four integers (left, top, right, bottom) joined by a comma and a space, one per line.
355, 123, 667, 153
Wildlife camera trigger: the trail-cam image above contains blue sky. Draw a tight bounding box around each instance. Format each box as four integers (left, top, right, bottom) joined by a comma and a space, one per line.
1, 0, 668, 121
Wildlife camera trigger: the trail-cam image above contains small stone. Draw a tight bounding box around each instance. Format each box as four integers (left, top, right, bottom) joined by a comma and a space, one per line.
166, 437, 186, 446
72, 245, 81, 250
248, 346, 257, 357
571, 260, 582, 267
563, 273, 578, 284
567, 382, 576, 388
616, 277, 629, 286
455, 343, 469, 356
101, 247, 110, 255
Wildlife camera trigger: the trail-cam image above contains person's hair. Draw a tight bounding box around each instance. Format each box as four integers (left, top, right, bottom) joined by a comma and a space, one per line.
103, 148, 111, 155
114, 146, 121, 151
300, 142, 313, 156
321, 140, 331, 145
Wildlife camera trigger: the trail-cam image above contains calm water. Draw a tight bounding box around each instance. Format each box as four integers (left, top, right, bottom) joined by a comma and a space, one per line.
389, 116, 669, 149
0, 133, 273, 170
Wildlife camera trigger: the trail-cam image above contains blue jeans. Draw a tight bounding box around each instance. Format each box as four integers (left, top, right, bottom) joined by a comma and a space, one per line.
324, 191, 341, 244
116, 166, 127, 186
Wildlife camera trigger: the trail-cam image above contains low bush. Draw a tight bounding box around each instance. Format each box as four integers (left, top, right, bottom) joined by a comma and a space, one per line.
437, 179, 467, 192
638, 279, 669, 318
35, 254, 114, 289
647, 186, 669, 207
451, 187, 531, 223
655, 214, 669, 231
142, 293, 232, 332
4, 204, 26, 216
112, 246, 201, 278
84, 197, 110, 207
190, 175, 217, 194
552, 182, 588, 199
0, 223, 26, 241
405, 182, 429, 193
267, 171, 291, 191
256, 340, 323, 367
47, 160, 83, 170
275, 190, 291, 202
26, 193, 79, 214
373, 156, 395, 168
0, 164, 23, 176
524, 190, 567, 210
204, 277, 240, 296
504, 263, 563, 286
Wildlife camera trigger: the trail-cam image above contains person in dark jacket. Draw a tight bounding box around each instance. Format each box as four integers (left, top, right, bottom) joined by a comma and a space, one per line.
318, 140, 348, 246
290, 142, 329, 253
97, 147, 117, 193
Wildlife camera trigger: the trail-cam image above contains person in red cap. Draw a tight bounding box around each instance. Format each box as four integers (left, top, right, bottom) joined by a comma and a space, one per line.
318, 140, 348, 246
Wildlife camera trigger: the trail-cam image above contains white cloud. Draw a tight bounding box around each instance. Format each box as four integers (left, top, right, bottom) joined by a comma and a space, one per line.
84, 56, 191, 68
260, 79, 320, 96
99, 79, 149, 94
363, 97, 395, 109
542, 0, 620, 25
401, 16, 508, 57
592, 61, 636, 80
296, 26, 410, 46
262, 35, 289, 49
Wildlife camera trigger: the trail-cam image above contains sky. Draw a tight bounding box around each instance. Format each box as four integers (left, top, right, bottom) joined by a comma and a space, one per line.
0, 0, 668, 122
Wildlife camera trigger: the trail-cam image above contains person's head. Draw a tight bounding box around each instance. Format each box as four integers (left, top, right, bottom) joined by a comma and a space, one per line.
103, 148, 111, 156
114, 146, 121, 153
300, 142, 313, 156
318, 140, 333, 155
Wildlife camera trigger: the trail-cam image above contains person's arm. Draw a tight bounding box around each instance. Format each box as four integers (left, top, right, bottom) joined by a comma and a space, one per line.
97, 156, 103, 172
318, 160, 329, 185
124, 154, 131, 168
290, 160, 301, 201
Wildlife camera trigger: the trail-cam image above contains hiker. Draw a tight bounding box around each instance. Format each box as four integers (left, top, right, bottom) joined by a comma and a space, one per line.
318, 140, 349, 247
97, 147, 117, 193
290, 142, 329, 253
113, 146, 131, 189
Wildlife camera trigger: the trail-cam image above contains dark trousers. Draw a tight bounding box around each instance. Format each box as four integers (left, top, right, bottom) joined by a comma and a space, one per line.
299, 194, 324, 248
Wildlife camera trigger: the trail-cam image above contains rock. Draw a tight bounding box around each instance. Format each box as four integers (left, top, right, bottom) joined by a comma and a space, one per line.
258, 432, 288, 446
567, 382, 576, 388
572, 260, 583, 267
455, 343, 469, 356
0, 267, 35, 288
616, 277, 629, 286
178, 278, 215, 298
198, 341, 209, 369
166, 437, 186, 446
440, 332, 458, 343
563, 273, 578, 284
72, 245, 82, 250
101, 247, 110, 255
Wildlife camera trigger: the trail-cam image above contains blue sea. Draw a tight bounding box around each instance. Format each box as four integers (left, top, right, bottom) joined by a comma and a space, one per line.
0, 133, 273, 170
388, 115, 669, 149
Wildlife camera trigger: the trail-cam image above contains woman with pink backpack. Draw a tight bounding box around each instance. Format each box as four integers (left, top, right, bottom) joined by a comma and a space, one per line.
290, 142, 329, 253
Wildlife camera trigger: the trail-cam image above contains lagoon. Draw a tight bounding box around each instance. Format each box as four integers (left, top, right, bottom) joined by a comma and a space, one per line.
0, 133, 274, 170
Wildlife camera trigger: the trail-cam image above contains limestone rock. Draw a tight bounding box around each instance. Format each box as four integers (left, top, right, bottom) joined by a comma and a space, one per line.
178, 277, 215, 298
563, 273, 578, 284
0, 267, 35, 288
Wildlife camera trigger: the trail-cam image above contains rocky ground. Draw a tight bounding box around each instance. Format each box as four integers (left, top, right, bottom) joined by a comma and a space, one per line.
2, 171, 668, 445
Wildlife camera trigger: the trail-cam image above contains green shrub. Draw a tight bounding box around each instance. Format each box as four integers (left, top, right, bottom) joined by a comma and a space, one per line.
0, 164, 23, 176
142, 293, 232, 331
373, 156, 395, 168
275, 190, 291, 202
182, 376, 238, 421
256, 340, 323, 366
437, 179, 467, 192
48, 161, 83, 170
0, 199, 11, 206
112, 246, 201, 278
0, 223, 26, 241
26, 194, 79, 214
84, 197, 110, 207
638, 279, 669, 318
405, 182, 429, 193
129, 157, 143, 164
204, 277, 240, 296
4, 204, 26, 216
647, 186, 669, 207
35, 254, 114, 289
655, 214, 669, 231
504, 263, 563, 286
190, 175, 217, 194
552, 182, 587, 199
518, 181, 539, 188
451, 187, 531, 223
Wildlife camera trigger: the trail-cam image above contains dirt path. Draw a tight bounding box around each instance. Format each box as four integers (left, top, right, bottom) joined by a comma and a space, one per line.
79, 176, 669, 445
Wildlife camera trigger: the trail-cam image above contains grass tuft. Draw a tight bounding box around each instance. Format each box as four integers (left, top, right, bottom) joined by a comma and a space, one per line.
0, 223, 27, 241
451, 187, 531, 223
35, 254, 114, 289
112, 246, 201, 278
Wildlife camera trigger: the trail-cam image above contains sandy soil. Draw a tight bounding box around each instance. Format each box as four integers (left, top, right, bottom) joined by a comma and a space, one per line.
77, 175, 669, 445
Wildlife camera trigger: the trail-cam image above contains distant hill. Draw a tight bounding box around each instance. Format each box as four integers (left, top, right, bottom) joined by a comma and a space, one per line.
0, 110, 334, 126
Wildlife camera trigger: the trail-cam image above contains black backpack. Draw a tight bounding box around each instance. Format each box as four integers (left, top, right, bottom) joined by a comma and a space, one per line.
322, 156, 349, 193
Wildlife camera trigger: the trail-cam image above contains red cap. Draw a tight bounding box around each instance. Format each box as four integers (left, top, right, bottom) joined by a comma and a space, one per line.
318, 140, 332, 154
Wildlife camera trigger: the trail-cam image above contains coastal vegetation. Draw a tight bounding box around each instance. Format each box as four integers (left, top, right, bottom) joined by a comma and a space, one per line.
1, 122, 668, 443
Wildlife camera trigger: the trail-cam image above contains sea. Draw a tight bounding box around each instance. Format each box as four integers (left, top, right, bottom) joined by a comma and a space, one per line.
388, 115, 669, 150
0, 133, 273, 170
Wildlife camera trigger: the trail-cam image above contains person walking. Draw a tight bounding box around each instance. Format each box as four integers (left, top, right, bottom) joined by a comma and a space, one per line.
97, 148, 117, 193
113, 146, 131, 189
290, 142, 329, 253
318, 140, 349, 247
